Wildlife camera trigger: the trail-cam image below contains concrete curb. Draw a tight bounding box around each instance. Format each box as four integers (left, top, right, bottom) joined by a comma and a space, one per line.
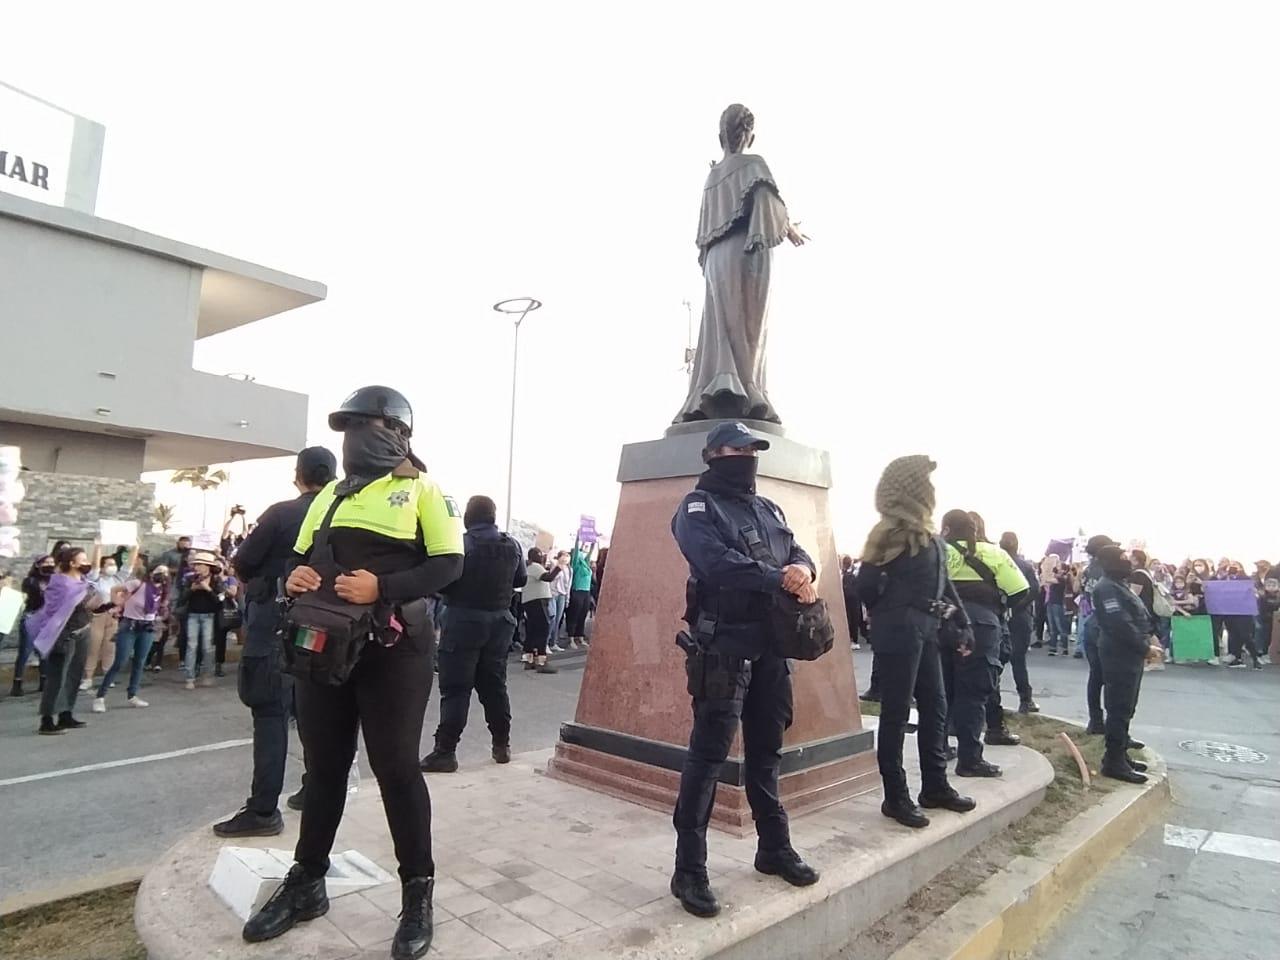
0, 865, 146, 918
888, 754, 1172, 960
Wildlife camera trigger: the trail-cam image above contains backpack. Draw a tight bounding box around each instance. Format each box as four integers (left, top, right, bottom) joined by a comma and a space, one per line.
1151, 580, 1175, 618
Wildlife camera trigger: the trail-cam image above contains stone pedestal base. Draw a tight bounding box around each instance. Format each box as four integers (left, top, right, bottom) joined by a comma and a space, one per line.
547, 426, 877, 833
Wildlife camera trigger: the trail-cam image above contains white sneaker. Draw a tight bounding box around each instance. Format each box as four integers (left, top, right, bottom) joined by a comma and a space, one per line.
1261, 655, 1272, 666
128, 696, 149, 708
1208, 657, 1221, 665
1228, 660, 1247, 669
185, 679, 195, 690
851, 643, 861, 650
79, 679, 92, 692
92, 697, 106, 713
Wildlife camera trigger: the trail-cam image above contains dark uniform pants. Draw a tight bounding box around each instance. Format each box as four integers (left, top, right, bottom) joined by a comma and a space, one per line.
295, 625, 436, 882
951, 618, 1000, 766
1006, 610, 1034, 702
1081, 615, 1104, 728
1099, 644, 1144, 764
434, 608, 515, 753
876, 634, 949, 802
673, 650, 793, 876
239, 600, 293, 816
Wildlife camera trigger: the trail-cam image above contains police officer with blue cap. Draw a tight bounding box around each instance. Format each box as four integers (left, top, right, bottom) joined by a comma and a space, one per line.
669, 421, 820, 918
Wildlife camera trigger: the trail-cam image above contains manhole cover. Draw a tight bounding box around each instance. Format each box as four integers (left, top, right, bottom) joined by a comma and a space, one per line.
1178, 740, 1268, 763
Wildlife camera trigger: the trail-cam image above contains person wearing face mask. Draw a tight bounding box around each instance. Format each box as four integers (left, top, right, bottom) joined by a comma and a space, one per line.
9, 555, 54, 697
997, 532, 1041, 714
241, 386, 463, 960
856, 456, 976, 830
668, 421, 821, 919
29, 547, 98, 734
940, 511, 1030, 778
1091, 546, 1161, 783
93, 561, 166, 712
1217, 561, 1263, 668
210, 446, 337, 839
80, 549, 130, 691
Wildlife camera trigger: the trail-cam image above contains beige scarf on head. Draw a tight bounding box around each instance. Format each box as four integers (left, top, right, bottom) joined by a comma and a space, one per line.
861, 455, 938, 566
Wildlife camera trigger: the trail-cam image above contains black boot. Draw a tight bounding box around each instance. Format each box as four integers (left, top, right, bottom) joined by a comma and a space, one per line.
918, 787, 977, 813
56, 711, 87, 730
242, 864, 328, 942
1127, 737, 1146, 751
286, 786, 306, 812
1018, 698, 1040, 714
9, 679, 22, 697
956, 760, 1003, 778
1101, 753, 1147, 784
754, 847, 819, 887
859, 688, 881, 703
38, 716, 64, 736
881, 797, 930, 829
1085, 719, 1105, 735
1127, 758, 1149, 773
985, 727, 1021, 746
670, 871, 720, 918
214, 807, 284, 838
419, 750, 459, 773
391, 877, 434, 960
492, 744, 511, 764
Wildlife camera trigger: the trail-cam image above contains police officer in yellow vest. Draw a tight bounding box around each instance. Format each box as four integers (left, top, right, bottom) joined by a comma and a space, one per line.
940, 509, 1030, 778
243, 386, 464, 960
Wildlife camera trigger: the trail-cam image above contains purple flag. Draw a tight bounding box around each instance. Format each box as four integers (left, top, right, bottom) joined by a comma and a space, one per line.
1044, 539, 1074, 562
1203, 580, 1259, 616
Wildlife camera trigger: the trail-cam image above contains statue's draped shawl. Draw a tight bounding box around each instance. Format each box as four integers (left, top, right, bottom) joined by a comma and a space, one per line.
695, 153, 789, 267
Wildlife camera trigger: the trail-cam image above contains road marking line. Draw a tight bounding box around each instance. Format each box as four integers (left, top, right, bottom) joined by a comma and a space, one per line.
1163, 823, 1280, 864
0, 738, 252, 787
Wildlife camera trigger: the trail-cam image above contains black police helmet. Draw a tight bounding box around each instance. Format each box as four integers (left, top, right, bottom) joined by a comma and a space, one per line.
329, 386, 414, 436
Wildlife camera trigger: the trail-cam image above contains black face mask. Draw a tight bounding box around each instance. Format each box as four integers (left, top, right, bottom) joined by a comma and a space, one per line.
706, 455, 759, 493
38, 567, 54, 579
152, 573, 167, 584
1105, 559, 1134, 579
77, 563, 93, 575
341, 422, 410, 487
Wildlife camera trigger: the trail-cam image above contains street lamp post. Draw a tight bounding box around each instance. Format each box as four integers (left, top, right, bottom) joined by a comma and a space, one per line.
493, 297, 543, 533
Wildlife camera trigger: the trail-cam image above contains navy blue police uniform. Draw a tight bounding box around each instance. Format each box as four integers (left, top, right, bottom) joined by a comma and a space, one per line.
670, 424, 815, 889
1092, 572, 1151, 776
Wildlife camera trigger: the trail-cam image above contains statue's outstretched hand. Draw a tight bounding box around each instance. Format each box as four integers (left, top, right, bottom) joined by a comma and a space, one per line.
786, 222, 810, 246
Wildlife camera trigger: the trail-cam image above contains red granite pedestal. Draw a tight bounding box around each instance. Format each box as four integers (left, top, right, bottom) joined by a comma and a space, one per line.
548, 427, 877, 836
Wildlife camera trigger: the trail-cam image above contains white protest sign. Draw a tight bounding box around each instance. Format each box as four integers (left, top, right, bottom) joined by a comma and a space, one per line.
98, 520, 139, 546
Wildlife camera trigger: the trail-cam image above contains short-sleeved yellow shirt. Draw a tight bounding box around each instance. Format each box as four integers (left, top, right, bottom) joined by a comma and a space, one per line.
295, 474, 464, 558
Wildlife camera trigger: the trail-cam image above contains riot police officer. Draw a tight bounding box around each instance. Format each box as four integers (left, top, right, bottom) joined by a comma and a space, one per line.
669, 421, 820, 919
998, 532, 1041, 715
856, 456, 976, 829
1091, 545, 1158, 783
941, 510, 1030, 778
214, 446, 337, 838
242, 386, 464, 960
420, 495, 525, 772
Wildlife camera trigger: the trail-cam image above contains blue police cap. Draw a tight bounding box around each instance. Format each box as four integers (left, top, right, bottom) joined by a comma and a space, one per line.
703, 421, 771, 454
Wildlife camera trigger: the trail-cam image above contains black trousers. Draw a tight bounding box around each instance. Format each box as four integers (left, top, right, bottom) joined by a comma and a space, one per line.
239, 653, 292, 814
674, 650, 792, 876
1210, 615, 1225, 657
1099, 648, 1143, 763
1033, 592, 1047, 644
1225, 616, 1261, 660
522, 599, 550, 656
566, 590, 591, 638
434, 608, 515, 752
39, 626, 91, 719
1007, 611, 1034, 701
1083, 618, 1105, 728
876, 637, 949, 802
951, 618, 999, 766
295, 628, 436, 882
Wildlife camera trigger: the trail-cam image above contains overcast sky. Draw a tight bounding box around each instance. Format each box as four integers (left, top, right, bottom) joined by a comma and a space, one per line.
6, 2, 1278, 562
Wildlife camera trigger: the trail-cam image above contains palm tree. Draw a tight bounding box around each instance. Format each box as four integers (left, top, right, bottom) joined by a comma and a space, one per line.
153, 503, 177, 534
170, 466, 230, 529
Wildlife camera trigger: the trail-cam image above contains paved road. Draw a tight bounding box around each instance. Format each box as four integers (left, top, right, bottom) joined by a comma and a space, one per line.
0, 649, 589, 903
4, 637, 1277, 960
966, 645, 1280, 960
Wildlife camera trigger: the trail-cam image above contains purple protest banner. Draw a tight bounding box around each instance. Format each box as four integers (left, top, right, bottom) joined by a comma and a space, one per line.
1203, 580, 1259, 617
1044, 539, 1074, 562
577, 515, 598, 545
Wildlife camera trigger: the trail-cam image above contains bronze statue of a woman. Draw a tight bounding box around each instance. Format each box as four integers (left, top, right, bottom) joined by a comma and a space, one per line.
674, 104, 807, 425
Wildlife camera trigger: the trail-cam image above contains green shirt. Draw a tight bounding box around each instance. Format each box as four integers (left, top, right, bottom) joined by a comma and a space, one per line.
571, 549, 593, 592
